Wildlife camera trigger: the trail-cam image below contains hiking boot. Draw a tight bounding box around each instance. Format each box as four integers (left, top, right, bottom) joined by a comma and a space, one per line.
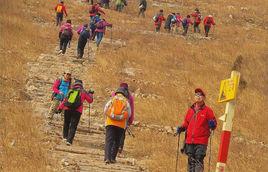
58, 50, 63, 54
105, 160, 111, 164
66, 142, 72, 146
110, 159, 116, 164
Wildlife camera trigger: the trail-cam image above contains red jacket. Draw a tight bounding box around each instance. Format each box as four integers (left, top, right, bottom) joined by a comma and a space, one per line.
89, 4, 105, 17
154, 14, 165, 26
55, 4, 67, 16
191, 12, 202, 24
181, 103, 217, 145
203, 16, 215, 27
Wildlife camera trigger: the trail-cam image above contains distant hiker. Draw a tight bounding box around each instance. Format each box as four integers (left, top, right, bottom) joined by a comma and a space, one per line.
191, 8, 202, 33
176, 88, 217, 172
89, 3, 105, 18
101, 0, 110, 9
153, 9, 165, 32
138, 0, 147, 18
104, 87, 131, 164
172, 13, 182, 33
77, 27, 91, 58
164, 13, 176, 33
115, 0, 127, 12
58, 19, 73, 54
58, 79, 94, 146
94, 19, 112, 47
117, 83, 134, 154
182, 15, 193, 36
203, 15, 215, 37
77, 23, 88, 35
89, 13, 101, 41
55, 0, 67, 26
48, 71, 72, 122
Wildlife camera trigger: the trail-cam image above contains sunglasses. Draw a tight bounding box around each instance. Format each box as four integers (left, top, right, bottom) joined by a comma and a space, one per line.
195, 93, 203, 97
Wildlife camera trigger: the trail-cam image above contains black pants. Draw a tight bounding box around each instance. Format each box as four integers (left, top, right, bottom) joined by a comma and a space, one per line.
138, 8, 145, 18
185, 144, 207, 172
193, 22, 200, 33
60, 35, 70, 54
63, 110, 81, 144
204, 25, 211, 37
155, 24, 161, 32
183, 26, 189, 35
104, 125, 124, 161
56, 13, 63, 26
118, 129, 126, 152
77, 38, 88, 58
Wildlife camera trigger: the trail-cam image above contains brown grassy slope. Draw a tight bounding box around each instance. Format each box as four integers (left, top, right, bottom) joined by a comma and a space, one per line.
0, 0, 57, 171
83, 0, 268, 171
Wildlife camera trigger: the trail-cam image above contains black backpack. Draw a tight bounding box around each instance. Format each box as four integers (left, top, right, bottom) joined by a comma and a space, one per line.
64, 88, 82, 110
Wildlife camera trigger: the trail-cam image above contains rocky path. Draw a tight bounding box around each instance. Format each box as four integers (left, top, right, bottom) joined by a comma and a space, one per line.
26, 43, 145, 171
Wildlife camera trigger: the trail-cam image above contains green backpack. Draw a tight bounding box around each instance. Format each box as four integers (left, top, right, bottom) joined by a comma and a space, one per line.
64, 88, 82, 110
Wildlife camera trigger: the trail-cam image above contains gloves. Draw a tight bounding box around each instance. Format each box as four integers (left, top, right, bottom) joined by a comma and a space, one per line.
208, 120, 216, 129
176, 126, 185, 134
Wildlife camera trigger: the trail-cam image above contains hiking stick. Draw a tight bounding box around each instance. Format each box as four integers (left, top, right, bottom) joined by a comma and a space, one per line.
110, 27, 113, 44
208, 130, 213, 172
126, 127, 135, 138
175, 133, 181, 172
87, 38, 90, 60
88, 104, 91, 132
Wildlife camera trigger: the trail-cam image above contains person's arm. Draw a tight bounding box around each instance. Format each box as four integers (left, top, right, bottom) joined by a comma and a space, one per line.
54, 5, 58, 11
203, 17, 207, 25
104, 100, 112, 115
212, 18, 216, 25
98, 7, 105, 15
84, 91, 93, 104
207, 108, 217, 130
63, 6, 67, 16
52, 79, 61, 94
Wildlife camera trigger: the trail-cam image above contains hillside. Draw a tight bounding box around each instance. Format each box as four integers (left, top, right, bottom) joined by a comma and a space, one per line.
0, 0, 267, 171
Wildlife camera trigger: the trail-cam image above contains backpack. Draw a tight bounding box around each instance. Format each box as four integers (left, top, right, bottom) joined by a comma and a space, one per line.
153, 15, 159, 22
107, 94, 128, 120
95, 21, 104, 29
64, 88, 82, 110
182, 18, 187, 27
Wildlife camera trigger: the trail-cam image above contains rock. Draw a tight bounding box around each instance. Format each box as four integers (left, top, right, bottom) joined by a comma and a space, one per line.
240, 7, 249, 11
123, 67, 136, 76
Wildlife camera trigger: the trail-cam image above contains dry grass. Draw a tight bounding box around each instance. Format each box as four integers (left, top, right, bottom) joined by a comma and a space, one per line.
0, 0, 57, 171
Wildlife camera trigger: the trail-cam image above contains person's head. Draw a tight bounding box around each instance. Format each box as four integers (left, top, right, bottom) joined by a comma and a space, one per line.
120, 83, 128, 90
176, 12, 180, 15
187, 15, 190, 18
208, 15, 213, 18
60, 0, 64, 4
83, 23, 88, 28
115, 87, 129, 98
172, 13, 175, 15
73, 79, 83, 88
96, 12, 101, 16
63, 70, 72, 80
194, 88, 206, 103
160, 9, 164, 13
66, 19, 71, 24
195, 8, 199, 12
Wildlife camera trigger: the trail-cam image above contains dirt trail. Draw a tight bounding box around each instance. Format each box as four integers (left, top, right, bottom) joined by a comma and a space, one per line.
26, 43, 146, 171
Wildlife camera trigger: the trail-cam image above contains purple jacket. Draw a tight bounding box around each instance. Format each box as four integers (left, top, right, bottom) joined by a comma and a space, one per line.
95, 20, 112, 33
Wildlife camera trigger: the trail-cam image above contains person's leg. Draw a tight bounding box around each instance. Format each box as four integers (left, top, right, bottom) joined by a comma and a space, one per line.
77, 39, 82, 58
155, 25, 160, 32
185, 144, 195, 172
194, 144, 207, 172
63, 110, 72, 139
197, 23, 200, 33
204, 25, 210, 37
48, 99, 60, 120
142, 9, 145, 18
56, 13, 60, 26
62, 37, 68, 54
67, 111, 81, 144
59, 13, 63, 26
80, 39, 87, 58
194, 22, 197, 33
96, 32, 104, 47
105, 125, 115, 162
118, 129, 126, 153
111, 127, 124, 161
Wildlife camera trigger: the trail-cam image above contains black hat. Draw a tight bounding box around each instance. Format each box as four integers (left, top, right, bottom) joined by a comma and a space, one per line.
74, 79, 83, 86
115, 87, 129, 98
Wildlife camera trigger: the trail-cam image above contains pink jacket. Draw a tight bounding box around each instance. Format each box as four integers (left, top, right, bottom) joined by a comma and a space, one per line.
59, 23, 73, 33
58, 85, 93, 114
111, 91, 135, 125
95, 20, 112, 33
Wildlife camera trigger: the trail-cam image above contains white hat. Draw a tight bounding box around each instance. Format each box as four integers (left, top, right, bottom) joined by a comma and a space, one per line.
208, 15, 213, 17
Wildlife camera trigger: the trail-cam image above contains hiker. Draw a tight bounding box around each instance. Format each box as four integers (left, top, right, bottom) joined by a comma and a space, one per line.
138, 0, 147, 18
94, 19, 112, 47
203, 15, 215, 37
55, 0, 68, 26
172, 13, 182, 33
182, 15, 193, 36
191, 8, 202, 33
117, 83, 134, 154
89, 3, 105, 18
115, 0, 127, 12
77, 24, 88, 35
103, 87, 131, 164
164, 13, 176, 33
153, 9, 165, 32
58, 79, 94, 146
48, 71, 72, 122
77, 27, 91, 58
176, 88, 217, 172
101, 0, 110, 9
58, 19, 73, 54
89, 13, 101, 41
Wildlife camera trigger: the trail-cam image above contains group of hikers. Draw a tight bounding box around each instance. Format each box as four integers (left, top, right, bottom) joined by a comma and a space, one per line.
51, 0, 218, 171
153, 8, 216, 37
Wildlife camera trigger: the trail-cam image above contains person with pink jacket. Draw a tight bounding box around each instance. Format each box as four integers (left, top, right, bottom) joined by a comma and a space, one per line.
58, 79, 94, 146
94, 19, 112, 47
58, 19, 73, 54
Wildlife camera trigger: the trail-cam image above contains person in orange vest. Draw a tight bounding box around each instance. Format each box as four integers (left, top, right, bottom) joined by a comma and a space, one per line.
203, 15, 216, 37
55, 0, 68, 26
103, 87, 131, 164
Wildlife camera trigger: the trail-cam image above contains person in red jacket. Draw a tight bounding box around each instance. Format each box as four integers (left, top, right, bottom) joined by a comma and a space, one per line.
203, 15, 216, 37
191, 8, 202, 33
55, 0, 68, 26
58, 79, 94, 146
154, 9, 165, 32
89, 3, 105, 19
176, 88, 217, 172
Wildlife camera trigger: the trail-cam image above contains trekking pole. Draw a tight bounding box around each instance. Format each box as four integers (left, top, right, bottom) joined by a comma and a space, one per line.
88, 104, 91, 132
208, 130, 213, 172
110, 27, 113, 44
175, 133, 180, 172
87, 38, 90, 60
126, 127, 135, 138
